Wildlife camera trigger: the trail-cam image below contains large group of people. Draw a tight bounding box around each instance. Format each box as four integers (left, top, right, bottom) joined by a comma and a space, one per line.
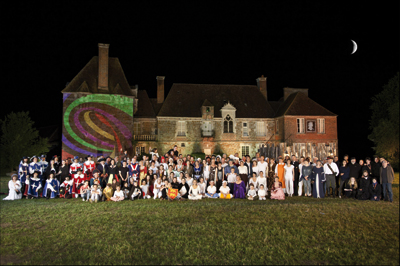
3, 145, 395, 203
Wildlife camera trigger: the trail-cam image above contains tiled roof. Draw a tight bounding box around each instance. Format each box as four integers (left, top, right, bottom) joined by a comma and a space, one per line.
157, 83, 275, 118
275, 92, 336, 117
61, 56, 133, 97
135, 90, 156, 118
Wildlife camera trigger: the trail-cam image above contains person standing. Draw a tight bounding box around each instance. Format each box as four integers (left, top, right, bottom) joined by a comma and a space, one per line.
348, 157, 361, 185
311, 160, 325, 198
18, 157, 29, 197
291, 155, 300, 196
83, 155, 96, 180
380, 160, 394, 203
371, 156, 381, 183
338, 160, 350, 198
275, 157, 286, 193
284, 159, 295, 197
238, 161, 249, 187
301, 158, 313, 197
323, 156, 339, 198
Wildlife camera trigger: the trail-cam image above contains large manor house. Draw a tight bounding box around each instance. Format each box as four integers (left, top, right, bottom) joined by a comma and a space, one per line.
61, 44, 338, 160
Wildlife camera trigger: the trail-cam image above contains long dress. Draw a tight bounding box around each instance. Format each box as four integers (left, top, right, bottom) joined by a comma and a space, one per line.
311, 166, 325, 198
267, 163, 276, 192
233, 181, 246, 199
188, 186, 202, 200
276, 163, 286, 191
108, 165, 118, 184
270, 181, 285, 200
3, 180, 22, 200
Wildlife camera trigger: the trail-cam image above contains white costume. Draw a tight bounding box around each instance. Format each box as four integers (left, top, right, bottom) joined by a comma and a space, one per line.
3, 180, 22, 200
188, 186, 202, 200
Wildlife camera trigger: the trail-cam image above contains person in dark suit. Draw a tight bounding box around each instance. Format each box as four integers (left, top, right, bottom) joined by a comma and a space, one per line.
291, 155, 300, 196
96, 158, 109, 189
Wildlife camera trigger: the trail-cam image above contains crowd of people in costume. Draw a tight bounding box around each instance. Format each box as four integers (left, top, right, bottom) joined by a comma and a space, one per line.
3, 145, 396, 203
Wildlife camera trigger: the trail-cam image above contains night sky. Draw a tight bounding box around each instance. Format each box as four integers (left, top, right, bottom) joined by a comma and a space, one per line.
3, 2, 399, 159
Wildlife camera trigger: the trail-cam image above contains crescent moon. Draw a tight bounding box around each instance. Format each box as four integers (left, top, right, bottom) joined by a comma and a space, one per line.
351, 40, 357, 54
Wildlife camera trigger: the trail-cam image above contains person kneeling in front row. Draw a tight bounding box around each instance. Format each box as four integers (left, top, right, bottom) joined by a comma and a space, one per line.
369, 178, 381, 201
219, 181, 233, 199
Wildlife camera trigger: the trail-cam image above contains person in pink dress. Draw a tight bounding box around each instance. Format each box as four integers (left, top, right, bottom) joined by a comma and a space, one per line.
270, 177, 285, 200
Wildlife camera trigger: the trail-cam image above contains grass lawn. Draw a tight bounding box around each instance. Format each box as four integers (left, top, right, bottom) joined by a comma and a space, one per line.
0, 176, 399, 265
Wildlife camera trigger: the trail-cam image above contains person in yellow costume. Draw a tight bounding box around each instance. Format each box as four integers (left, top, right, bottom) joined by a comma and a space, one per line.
275, 157, 286, 193
219, 181, 233, 199
102, 183, 114, 201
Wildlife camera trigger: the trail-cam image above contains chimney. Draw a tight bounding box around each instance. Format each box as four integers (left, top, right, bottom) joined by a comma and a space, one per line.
156, 76, 165, 104
283, 87, 309, 101
98, 43, 110, 91
256, 75, 267, 100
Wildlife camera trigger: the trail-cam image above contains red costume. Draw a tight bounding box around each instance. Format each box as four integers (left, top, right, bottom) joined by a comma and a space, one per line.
83, 160, 96, 179
69, 163, 82, 175
72, 173, 86, 195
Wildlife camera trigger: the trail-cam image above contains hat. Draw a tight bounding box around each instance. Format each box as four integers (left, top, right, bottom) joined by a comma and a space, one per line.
327, 156, 333, 160
216, 155, 221, 159
52, 155, 58, 159
11, 173, 18, 179
93, 169, 100, 174
87, 154, 93, 158
22, 156, 28, 160
30, 155, 38, 161
74, 156, 79, 160
33, 170, 41, 175
40, 154, 46, 158
222, 180, 227, 184
98, 158, 106, 163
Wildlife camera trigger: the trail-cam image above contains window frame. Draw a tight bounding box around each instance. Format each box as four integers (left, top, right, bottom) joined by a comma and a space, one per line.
297, 118, 305, 134
177, 121, 186, 136
317, 118, 325, 134
256, 121, 266, 136
242, 122, 249, 137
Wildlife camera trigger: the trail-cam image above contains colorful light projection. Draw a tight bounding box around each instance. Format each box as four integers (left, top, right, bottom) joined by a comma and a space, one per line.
62, 94, 134, 159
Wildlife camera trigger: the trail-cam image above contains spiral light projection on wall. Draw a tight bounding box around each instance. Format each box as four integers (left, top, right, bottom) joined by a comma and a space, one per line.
62, 94, 133, 158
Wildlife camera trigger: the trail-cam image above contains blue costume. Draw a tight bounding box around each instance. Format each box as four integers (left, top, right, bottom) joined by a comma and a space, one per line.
18, 162, 29, 184
311, 166, 326, 198
194, 166, 202, 181
28, 177, 42, 198
42, 178, 60, 199
29, 161, 43, 180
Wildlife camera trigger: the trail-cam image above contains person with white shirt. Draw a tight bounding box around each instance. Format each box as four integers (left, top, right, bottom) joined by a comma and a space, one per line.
188, 180, 202, 200
257, 171, 268, 195
110, 185, 125, 201
298, 157, 304, 196
247, 183, 257, 200
227, 167, 237, 195
248, 172, 259, 192
3, 174, 22, 201
252, 160, 259, 177
206, 180, 219, 198
89, 184, 102, 203
284, 159, 295, 196
257, 156, 268, 179
153, 177, 163, 199
198, 177, 207, 198
258, 184, 267, 200
323, 156, 339, 198
219, 181, 232, 199
238, 161, 249, 187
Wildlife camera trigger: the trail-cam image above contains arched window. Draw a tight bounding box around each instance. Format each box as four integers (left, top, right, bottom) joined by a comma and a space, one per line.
224, 114, 233, 133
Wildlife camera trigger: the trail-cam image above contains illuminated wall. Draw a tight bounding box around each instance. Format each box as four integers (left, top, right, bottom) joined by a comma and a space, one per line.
62, 93, 134, 159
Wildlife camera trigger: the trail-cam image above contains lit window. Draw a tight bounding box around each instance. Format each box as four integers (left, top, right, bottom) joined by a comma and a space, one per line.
256, 121, 266, 136
177, 121, 186, 136
134, 122, 142, 135
297, 118, 305, 134
318, 118, 325, 133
